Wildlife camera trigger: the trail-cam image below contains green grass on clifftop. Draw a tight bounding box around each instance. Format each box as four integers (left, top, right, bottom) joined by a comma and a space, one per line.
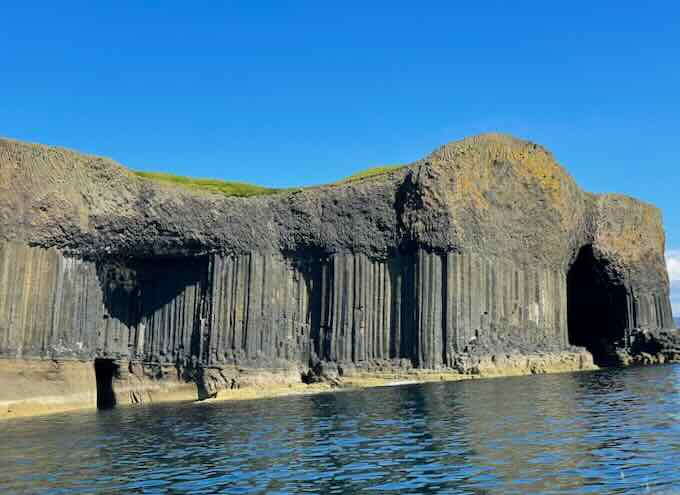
338, 164, 403, 183
132, 171, 281, 197
132, 163, 404, 197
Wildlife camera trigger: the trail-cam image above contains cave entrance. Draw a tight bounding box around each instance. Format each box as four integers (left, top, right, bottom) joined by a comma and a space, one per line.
94, 358, 118, 410
567, 245, 627, 365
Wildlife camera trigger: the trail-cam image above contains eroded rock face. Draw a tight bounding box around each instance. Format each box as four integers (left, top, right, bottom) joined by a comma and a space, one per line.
607, 328, 680, 366
0, 133, 675, 412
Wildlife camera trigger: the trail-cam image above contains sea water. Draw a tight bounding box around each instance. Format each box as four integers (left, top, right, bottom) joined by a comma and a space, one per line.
2, 365, 680, 494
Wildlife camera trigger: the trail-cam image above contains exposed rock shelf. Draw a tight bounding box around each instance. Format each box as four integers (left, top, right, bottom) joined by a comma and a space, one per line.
0, 133, 676, 417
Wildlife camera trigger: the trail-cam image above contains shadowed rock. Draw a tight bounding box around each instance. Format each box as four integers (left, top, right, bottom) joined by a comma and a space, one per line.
0, 133, 676, 415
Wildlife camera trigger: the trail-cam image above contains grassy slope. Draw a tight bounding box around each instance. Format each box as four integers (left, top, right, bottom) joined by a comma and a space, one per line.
132, 171, 279, 198
339, 164, 403, 183
133, 164, 404, 198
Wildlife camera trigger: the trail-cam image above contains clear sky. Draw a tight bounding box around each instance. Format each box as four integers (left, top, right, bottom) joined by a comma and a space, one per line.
1, 2, 679, 311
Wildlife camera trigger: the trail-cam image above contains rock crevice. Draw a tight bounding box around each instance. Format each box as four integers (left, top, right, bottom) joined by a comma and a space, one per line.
0, 133, 676, 415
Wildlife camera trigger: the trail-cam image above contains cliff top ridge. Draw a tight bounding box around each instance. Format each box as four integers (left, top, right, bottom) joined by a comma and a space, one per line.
0, 133, 666, 286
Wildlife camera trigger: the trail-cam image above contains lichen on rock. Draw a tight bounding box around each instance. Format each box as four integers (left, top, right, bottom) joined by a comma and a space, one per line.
0, 133, 676, 417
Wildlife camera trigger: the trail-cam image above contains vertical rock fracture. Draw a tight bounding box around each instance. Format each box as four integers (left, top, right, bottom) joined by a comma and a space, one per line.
0, 134, 676, 415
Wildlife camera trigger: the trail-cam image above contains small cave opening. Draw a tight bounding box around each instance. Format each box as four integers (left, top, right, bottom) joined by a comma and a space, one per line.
94, 358, 118, 410
567, 245, 627, 365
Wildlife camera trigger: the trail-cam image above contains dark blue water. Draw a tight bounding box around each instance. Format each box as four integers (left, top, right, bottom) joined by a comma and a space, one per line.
2, 365, 680, 494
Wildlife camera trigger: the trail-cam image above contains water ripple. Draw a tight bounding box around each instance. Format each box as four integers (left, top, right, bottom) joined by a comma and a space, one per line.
1, 365, 680, 494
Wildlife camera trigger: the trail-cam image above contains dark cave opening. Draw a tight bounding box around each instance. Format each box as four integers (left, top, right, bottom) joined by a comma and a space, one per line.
567, 245, 627, 365
94, 358, 118, 410
96, 256, 211, 361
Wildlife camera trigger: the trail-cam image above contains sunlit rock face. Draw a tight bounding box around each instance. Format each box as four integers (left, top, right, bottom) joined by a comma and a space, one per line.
0, 134, 675, 414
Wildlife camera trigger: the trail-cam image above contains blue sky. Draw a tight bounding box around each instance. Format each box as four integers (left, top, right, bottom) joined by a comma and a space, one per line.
1, 2, 679, 312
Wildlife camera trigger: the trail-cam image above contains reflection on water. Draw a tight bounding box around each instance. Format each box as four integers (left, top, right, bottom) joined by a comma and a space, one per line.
2, 365, 680, 494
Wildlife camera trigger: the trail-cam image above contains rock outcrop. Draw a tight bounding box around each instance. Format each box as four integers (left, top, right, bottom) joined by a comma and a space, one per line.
0, 133, 676, 417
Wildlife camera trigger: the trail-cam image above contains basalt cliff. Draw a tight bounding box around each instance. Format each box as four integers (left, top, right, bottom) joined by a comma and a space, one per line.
1, 134, 677, 417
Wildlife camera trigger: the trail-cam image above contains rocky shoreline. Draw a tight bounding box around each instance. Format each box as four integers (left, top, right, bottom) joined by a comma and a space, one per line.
1, 133, 676, 418
1, 350, 600, 420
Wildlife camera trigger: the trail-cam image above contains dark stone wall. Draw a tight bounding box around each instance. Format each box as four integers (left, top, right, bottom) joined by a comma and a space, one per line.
0, 242, 107, 359
3, 241, 670, 371
0, 134, 675, 375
